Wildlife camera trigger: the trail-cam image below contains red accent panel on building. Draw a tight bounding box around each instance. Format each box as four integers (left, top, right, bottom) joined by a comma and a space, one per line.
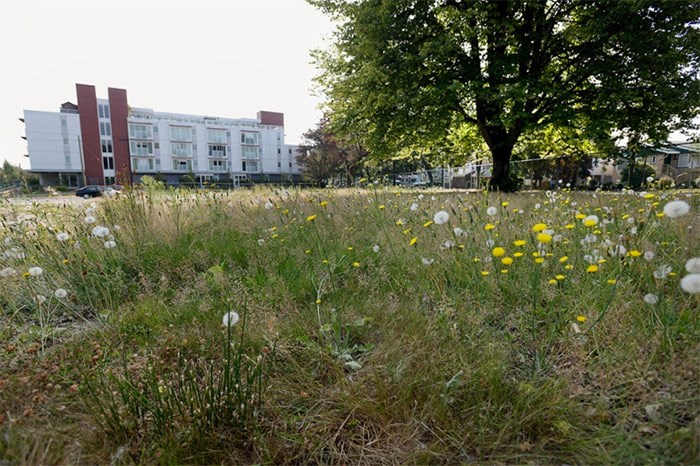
258, 111, 284, 127
76, 84, 102, 185
108, 87, 131, 186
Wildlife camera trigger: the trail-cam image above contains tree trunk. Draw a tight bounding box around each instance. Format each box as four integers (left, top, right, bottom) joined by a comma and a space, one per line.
488, 141, 515, 191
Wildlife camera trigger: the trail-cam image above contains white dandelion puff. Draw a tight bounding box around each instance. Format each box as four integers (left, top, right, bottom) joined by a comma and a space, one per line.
222, 311, 240, 327
644, 251, 655, 261
104, 240, 117, 249
433, 210, 450, 225
28, 267, 43, 277
54, 288, 68, 298
663, 200, 690, 218
372, 245, 380, 253
84, 215, 97, 224
684, 257, 700, 274
92, 226, 110, 238
421, 257, 434, 266
643, 293, 658, 305
264, 201, 274, 210
0, 267, 17, 278
653, 265, 672, 280
410, 202, 419, 211
56, 232, 70, 242
680, 274, 700, 294
486, 206, 498, 216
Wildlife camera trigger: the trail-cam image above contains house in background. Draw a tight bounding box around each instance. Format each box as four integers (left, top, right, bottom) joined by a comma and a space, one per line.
21, 84, 302, 187
640, 142, 700, 186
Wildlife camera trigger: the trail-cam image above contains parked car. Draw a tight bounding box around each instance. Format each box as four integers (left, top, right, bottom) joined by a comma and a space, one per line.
396, 175, 428, 188
75, 185, 120, 198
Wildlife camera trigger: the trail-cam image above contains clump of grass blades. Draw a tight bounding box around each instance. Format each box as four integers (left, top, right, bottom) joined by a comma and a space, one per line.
82, 305, 274, 462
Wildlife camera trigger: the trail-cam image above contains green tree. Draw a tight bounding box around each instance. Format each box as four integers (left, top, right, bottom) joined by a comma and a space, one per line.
310, 0, 700, 191
297, 119, 368, 186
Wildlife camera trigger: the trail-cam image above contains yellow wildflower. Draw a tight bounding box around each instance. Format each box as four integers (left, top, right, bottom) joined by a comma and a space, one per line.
587, 264, 599, 273
306, 214, 317, 222
492, 247, 506, 257
532, 223, 547, 232
513, 240, 526, 247
410, 237, 418, 246
501, 257, 513, 266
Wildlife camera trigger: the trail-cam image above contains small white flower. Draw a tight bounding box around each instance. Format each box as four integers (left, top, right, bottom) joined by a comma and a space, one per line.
410, 202, 419, 211
431, 196, 437, 201
56, 232, 70, 242
644, 251, 655, 261
453, 227, 464, 237
627, 217, 635, 224
433, 210, 449, 225
418, 194, 424, 200
257, 239, 265, 246
680, 274, 700, 294
33, 294, 46, 305
486, 206, 498, 216
0, 267, 17, 278
685, 257, 700, 274
646, 176, 655, 183
643, 293, 658, 305
92, 226, 110, 238
104, 240, 117, 249
28, 266, 43, 277
84, 215, 97, 224
534, 203, 541, 209
608, 244, 627, 257
222, 311, 240, 327
485, 239, 495, 248
113, 225, 121, 231
264, 201, 274, 210
372, 245, 380, 253
54, 288, 68, 298
421, 257, 434, 266
663, 200, 691, 219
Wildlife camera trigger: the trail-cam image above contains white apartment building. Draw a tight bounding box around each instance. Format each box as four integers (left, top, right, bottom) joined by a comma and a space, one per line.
22, 84, 302, 187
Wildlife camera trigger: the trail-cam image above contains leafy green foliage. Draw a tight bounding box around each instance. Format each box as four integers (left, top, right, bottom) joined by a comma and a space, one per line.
310, 0, 700, 190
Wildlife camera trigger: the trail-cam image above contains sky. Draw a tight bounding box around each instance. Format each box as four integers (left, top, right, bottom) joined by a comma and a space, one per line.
0, 0, 336, 168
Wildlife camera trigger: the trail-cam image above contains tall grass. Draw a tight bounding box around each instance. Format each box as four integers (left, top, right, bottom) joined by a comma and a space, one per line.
0, 186, 698, 464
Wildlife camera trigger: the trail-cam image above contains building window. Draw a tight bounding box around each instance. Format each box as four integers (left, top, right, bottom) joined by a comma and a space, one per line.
171, 142, 192, 157
154, 142, 160, 149
278, 162, 281, 168
209, 160, 227, 172
172, 160, 192, 171
288, 148, 292, 155
104, 176, 115, 185
131, 158, 155, 171
100, 122, 112, 136
98, 104, 110, 119
103, 156, 115, 170
207, 129, 226, 144
129, 124, 152, 139
61, 117, 67, 127
208, 145, 227, 157
169, 126, 192, 142
651, 155, 656, 164
130, 141, 153, 156
241, 131, 260, 145
289, 162, 292, 168
241, 145, 258, 159
277, 148, 281, 154
243, 161, 258, 172
63, 137, 69, 145
101, 139, 113, 153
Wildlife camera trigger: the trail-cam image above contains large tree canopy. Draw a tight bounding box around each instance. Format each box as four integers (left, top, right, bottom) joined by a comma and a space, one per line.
310, 0, 700, 190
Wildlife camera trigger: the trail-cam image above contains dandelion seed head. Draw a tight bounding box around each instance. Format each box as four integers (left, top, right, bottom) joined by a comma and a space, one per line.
54, 288, 68, 298
433, 210, 449, 225
222, 311, 240, 327
486, 206, 498, 216
56, 232, 70, 242
28, 266, 43, 277
680, 274, 700, 294
685, 258, 700, 274
643, 293, 658, 304
84, 215, 97, 224
373, 245, 380, 253
0, 267, 17, 278
104, 240, 117, 249
92, 226, 110, 238
264, 201, 274, 210
663, 200, 690, 219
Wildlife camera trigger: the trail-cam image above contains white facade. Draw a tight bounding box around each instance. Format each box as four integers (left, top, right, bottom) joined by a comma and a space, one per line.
23, 110, 83, 175
127, 107, 300, 184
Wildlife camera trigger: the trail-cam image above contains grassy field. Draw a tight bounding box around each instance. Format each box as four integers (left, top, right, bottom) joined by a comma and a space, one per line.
0, 186, 698, 465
